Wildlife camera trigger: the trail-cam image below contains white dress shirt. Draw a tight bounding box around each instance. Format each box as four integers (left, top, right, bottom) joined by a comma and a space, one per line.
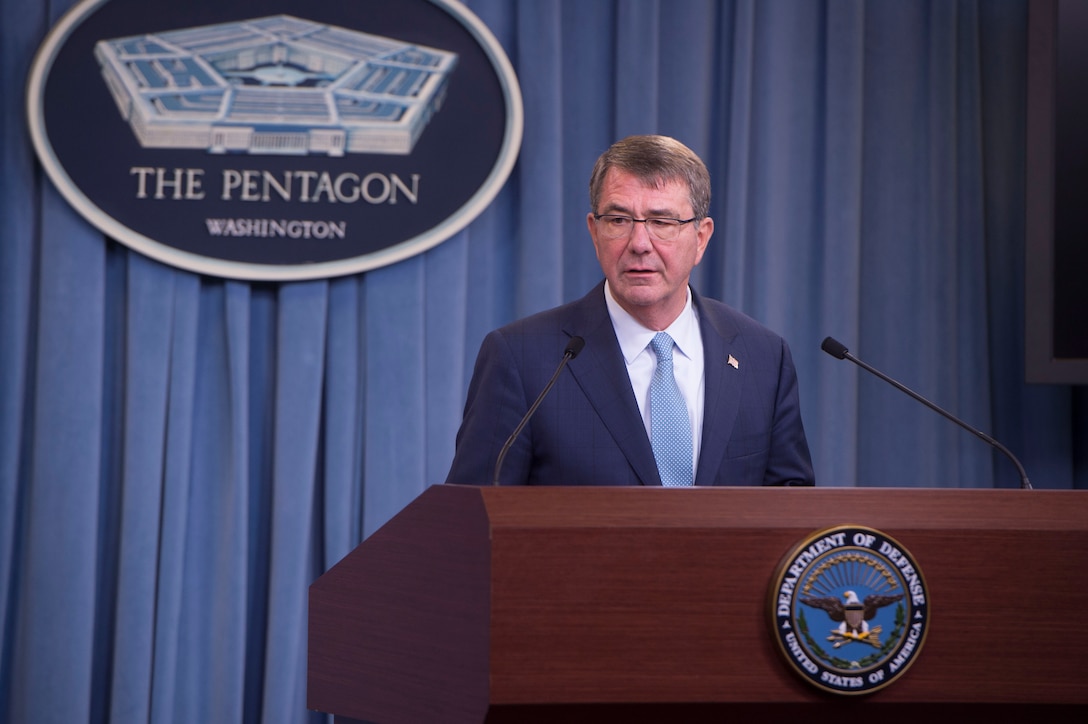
602, 282, 705, 474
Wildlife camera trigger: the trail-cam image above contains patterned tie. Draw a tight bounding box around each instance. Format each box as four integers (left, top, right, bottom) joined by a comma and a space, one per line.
649, 332, 693, 487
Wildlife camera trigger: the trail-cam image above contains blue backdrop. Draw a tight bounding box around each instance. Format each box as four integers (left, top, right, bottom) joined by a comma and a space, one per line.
1, 0, 1085, 722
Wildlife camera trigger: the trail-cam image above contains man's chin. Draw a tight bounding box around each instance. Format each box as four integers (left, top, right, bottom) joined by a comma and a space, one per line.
613, 287, 664, 309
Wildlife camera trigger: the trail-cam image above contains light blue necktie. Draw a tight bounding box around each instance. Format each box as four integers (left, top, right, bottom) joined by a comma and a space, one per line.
649, 332, 693, 487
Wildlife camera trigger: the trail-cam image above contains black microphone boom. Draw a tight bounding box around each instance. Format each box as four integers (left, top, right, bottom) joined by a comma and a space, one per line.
820, 336, 1032, 489
491, 336, 585, 486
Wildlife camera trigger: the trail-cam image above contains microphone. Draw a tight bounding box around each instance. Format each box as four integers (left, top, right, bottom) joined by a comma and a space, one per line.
491, 336, 585, 485
821, 336, 1032, 489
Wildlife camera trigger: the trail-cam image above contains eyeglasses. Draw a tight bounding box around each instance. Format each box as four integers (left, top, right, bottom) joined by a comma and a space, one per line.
593, 214, 697, 241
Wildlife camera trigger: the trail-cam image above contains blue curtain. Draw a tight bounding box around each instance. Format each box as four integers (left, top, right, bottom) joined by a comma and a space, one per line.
2, 0, 1084, 722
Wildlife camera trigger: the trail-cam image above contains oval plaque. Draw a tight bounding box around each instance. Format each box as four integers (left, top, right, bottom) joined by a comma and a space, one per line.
27, 0, 523, 280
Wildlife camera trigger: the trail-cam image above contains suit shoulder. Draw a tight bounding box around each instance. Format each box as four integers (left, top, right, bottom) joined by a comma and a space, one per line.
491, 284, 605, 340
695, 294, 787, 343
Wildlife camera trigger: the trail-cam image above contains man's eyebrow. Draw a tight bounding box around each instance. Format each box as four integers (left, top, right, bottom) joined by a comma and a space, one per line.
599, 203, 684, 217
598, 203, 633, 215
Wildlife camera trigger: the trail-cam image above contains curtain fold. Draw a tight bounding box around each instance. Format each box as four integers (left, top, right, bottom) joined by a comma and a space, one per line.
145, 270, 200, 724
515, 1, 565, 313
261, 281, 328, 721
2, 1, 1083, 723
10, 187, 105, 723
108, 254, 175, 722
813, 0, 866, 484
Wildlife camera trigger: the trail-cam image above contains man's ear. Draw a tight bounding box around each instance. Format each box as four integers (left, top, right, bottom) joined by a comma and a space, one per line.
694, 216, 714, 265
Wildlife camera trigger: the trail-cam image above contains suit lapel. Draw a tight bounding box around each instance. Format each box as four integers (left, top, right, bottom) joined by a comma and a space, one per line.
562, 284, 660, 486
693, 294, 743, 486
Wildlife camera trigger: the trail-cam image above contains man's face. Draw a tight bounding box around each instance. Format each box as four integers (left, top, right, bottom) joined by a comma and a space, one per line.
587, 168, 713, 330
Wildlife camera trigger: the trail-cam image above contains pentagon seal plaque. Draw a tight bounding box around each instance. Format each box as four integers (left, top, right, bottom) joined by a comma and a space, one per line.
769, 525, 930, 695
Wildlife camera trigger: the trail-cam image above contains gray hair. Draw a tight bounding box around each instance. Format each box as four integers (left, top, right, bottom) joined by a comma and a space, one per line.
588, 135, 711, 219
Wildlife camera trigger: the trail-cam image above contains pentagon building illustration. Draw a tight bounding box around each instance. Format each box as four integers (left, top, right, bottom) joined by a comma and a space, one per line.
94, 15, 459, 156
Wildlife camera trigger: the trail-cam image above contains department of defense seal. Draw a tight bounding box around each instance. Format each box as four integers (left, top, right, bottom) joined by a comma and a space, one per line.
768, 525, 930, 695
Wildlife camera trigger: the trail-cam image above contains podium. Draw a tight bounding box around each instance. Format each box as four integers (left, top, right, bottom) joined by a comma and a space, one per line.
308, 485, 1088, 723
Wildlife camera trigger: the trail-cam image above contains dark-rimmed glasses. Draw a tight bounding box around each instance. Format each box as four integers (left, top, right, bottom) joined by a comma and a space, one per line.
593, 214, 697, 241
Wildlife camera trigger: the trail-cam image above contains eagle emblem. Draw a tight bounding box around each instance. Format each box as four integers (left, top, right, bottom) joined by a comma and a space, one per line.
800, 589, 905, 648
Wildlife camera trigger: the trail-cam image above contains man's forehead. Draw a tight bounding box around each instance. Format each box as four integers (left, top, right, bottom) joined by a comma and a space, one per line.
606, 168, 688, 193
599, 169, 691, 209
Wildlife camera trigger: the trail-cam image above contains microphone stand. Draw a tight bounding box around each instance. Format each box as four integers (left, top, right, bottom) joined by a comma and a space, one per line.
822, 337, 1032, 489
492, 336, 585, 485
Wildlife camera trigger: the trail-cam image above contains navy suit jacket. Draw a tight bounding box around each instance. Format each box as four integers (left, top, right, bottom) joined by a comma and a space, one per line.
445, 282, 814, 486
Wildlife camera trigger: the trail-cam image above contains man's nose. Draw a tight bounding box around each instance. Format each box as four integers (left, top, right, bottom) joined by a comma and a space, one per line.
626, 221, 654, 252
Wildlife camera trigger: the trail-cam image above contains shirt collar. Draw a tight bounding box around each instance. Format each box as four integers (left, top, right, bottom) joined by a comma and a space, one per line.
603, 281, 700, 364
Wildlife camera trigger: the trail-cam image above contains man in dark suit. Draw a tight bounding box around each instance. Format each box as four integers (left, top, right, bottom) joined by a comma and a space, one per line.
446, 135, 814, 487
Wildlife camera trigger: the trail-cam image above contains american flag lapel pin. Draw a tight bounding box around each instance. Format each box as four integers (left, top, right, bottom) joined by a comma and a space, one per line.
727, 354, 739, 369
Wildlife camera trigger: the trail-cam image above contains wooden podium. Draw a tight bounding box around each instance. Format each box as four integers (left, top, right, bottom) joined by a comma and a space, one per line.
308, 485, 1088, 723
